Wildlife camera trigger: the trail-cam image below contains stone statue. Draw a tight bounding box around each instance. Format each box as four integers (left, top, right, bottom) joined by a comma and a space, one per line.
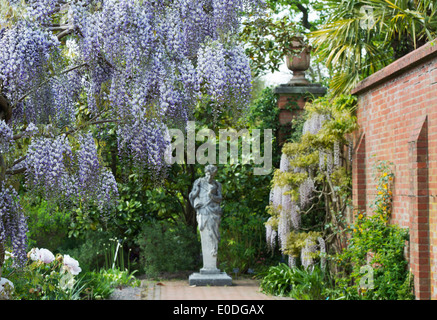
188, 165, 232, 286
189, 165, 222, 274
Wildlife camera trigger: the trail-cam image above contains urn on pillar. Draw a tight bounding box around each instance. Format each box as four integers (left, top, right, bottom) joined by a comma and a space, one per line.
274, 36, 326, 145
285, 36, 312, 86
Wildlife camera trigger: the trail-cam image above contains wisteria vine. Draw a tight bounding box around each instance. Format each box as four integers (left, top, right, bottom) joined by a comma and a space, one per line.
0, 0, 264, 267
266, 107, 353, 269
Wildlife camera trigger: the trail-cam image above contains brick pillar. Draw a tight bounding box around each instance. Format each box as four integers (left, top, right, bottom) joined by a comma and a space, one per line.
352, 133, 366, 213
274, 85, 327, 145
408, 115, 430, 300
277, 94, 307, 145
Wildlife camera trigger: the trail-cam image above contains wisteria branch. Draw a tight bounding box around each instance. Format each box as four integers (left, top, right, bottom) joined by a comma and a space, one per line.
11, 155, 26, 168
5, 167, 26, 176
0, 154, 6, 182
300, 191, 324, 216
57, 27, 75, 40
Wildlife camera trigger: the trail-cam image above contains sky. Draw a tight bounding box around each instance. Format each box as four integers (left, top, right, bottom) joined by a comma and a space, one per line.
260, 62, 293, 87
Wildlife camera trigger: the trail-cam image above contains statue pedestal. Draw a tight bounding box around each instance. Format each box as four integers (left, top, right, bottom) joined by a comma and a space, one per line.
188, 271, 232, 286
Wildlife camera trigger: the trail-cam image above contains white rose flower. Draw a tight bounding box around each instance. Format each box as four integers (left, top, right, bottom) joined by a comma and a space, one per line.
28, 248, 55, 264
29, 248, 40, 261
59, 272, 75, 291
62, 255, 82, 275
39, 248, 55, 264
4, 251, 12, 260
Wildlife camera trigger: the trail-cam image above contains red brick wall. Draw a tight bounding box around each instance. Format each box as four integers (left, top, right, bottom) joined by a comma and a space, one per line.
351, 40, 437, 299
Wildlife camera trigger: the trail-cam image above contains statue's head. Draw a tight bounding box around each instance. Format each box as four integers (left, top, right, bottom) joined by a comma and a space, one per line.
205, 165, 217, 180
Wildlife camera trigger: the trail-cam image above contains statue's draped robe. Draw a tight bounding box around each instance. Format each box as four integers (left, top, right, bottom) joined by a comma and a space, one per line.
189, 177, 222, 258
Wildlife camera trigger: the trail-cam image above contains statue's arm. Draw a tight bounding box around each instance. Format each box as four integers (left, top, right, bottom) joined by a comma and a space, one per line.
210, 181, 222, 203
189, 179, 200, 207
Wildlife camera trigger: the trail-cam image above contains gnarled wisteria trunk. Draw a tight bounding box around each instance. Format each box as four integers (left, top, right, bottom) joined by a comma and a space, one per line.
0, 242, 5, 278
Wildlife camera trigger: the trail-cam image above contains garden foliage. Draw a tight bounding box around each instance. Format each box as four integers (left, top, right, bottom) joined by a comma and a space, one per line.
332, 161, 414, 300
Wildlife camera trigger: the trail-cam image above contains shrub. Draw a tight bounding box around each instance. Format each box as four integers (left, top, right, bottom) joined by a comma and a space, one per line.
332, 161, 414, 300
333, 212, 413, 300
61, 230, 114, 273
259, 263, 295, 296
2, 248, 84, 300
260, 263, 330, 299
2, 246, 140, 300
80, 268, 140, 300
22, 197, 70, 252
135, 220, 200, 278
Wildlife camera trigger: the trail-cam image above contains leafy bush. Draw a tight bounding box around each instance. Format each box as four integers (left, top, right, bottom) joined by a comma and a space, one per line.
61, 230, 115, 273
259, 263, 295, 296
22, 197, 71, 252
2, 246, 140, 300
331, 161, 414, 300
260, 263, 330, 299
2, 249, 85, 300
135, 220, 200, 278
217, 163, 273, 274
80, 268, 140, 300
333, 213, 413, 300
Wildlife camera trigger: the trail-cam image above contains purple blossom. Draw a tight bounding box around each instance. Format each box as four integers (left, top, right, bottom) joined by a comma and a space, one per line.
0, 185, 28, 267
0, 120, 13, 153
0, 21, 59, 105
25, 135, 75, 200
77, 132, 101, 192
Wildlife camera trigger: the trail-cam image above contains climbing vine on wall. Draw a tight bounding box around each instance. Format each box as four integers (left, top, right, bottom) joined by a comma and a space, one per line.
333, 161, 414, 300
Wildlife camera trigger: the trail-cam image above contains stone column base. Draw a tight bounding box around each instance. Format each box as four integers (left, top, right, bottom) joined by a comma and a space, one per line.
188, 272, 232, 286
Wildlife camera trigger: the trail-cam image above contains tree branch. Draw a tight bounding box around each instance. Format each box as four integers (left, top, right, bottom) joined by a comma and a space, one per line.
57, 27, 75, 40
11, 155, 26, 168
5, 167, 26, 176
291, 1, 313, 30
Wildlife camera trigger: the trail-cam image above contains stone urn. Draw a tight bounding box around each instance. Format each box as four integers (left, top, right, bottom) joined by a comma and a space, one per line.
285, 36, 311, 86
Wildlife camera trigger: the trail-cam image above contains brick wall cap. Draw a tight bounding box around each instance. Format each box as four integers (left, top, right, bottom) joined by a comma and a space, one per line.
351, 39, 437, 95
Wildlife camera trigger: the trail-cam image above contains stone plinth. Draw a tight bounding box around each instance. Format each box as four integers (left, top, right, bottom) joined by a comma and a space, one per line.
188, 271, 232, 286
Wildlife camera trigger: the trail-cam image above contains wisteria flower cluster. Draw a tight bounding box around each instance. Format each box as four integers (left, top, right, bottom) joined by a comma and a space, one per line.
0, 0, 263, 174
266, 111, 331, 267
25, 135, 75, 200
26, 0, 63, 23
0, 20, 59, 105
197, 42, 252, 113
0, 120, 13, 153
0, 185, 28, 267
24, 132, 118, 212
